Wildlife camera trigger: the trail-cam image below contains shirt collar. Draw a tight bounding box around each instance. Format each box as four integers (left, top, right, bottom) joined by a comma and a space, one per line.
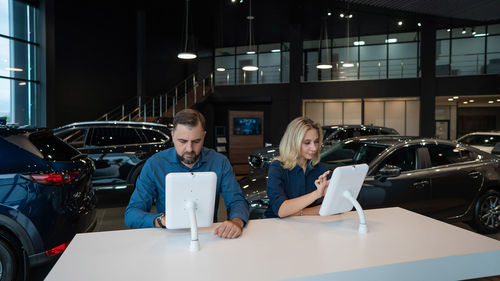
293, 161, 313, 175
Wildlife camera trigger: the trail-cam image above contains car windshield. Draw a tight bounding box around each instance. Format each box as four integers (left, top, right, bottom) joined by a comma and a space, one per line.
320, 141, 388, 170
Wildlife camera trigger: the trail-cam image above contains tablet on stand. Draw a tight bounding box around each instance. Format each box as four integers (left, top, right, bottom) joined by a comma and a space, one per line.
319, 164, 369, 233
165, 172, 217, 251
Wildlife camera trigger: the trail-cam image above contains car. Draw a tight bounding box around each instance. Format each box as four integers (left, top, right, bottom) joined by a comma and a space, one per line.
54, 121, 173, 192
457, 132, 500, 153
240, 136, 500, 234
0, 126, 96, 280
247, 125, 399, 173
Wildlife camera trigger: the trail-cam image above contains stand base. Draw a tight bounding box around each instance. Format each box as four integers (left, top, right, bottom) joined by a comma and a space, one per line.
342, 190, 368, 234
190, 240, 200, 252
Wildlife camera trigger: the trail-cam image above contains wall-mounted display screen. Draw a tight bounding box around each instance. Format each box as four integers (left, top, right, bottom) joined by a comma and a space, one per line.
233, 118, 261, 135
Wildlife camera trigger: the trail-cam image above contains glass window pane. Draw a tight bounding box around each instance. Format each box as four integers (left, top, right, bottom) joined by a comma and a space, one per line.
303, 40, 318, 50
359, 34, 386, 45
360, 44, 386, 80
236, 54, 258, 84
452, 27, 485, 39
486, 36, 500, 74
487, 35, 500, 52
258, 43, 280, 53
389, 32, 418, 43
0, 77, 10, 123
451, 37, 485, 76
281, 51, 289, 83
436, 29, 451, 40
489, 24, 500, 35
388, 42, 418, 78
259, 52, 280, 84
0, 37, 33, 80
215, 47, 235, 56
0, 0, 9, 36
305, 50, 318, 82
436, 39, 450, 76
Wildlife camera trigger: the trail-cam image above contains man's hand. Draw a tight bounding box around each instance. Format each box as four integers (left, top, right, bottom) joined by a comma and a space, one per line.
213, 218, 244, 239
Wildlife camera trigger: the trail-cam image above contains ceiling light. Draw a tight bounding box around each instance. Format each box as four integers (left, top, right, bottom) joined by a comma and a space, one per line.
385, 38, 398, 43
447, 29, 451, 32
18, 82, 26, 86
270, 49, 280, 53
448, 98, 454, 101
469, 99, 474, 102
327, 12, 331, 16
417, 22, 422, 27
177, 53, 197, 59
342, 63, 354, 68
5, 67, 23, 71
339, 13, 344, 18
348, 14, 353, 18
398, 21, 403, 26
471, 29, 476, 35
242, 65, 258, 71
353, 41, 365, 46
463, 101, 468, 104
461, 28, 466, 34
178, 0, 197, 60
317, 64, 333, 69
453, 96, 459, 99
216, 67, 226, 72
474, 33, 488, 37
488, 101, 494, 104
241, 0, 258, 72
497, 99, 500, 102
231, 0, 236, 2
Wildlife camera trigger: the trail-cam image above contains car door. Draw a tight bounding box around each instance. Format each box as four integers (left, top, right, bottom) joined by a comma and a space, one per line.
424, 144, 484, 220
360, 145, 432, 214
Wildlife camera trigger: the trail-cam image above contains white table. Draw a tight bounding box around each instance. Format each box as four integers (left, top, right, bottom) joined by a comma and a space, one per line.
45, 207, 500, 281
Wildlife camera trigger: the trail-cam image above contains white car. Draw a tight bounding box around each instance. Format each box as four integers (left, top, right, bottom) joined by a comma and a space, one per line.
457, 132, 500, 153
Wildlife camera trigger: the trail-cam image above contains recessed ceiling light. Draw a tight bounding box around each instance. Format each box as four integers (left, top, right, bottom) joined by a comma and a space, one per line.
385, 38, 398, 43
339, 13, 344, 18
216, 67, 226, 72
246, 51, 256, 55
398, 21, 403, 26
453, 96, 459, 99
447, 29, 451, 32
463, 101, 468, 104
327, 12, 331, 16
448, 98, 454, 101
353, 41, 365, 46
270, 49, 280, 53
417, 22, 422, 27
469, 99, 474, 102
5, 67, 23, 72
461, 28, 466, 34
497, 99, 500, 102
242, 65, 258, 71
488, 101, 494, 104
18, 82, 26, 86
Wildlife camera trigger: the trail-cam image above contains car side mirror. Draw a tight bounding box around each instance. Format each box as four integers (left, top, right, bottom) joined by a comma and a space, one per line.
375, 164, 401, 182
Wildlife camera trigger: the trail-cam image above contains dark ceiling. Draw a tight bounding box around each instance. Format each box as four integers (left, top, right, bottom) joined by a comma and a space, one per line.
347, 0, 500, 22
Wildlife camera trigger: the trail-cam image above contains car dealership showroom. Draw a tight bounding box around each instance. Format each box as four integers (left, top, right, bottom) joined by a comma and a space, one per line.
2, 0, 500, 280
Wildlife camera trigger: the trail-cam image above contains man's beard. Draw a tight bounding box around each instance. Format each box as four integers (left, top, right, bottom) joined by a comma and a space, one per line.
177, 151, 201, 165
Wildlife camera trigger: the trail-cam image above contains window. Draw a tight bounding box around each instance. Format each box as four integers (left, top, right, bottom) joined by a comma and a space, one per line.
380, 147, 417, 172
140, 129, 168, 143
0, 1, 40, 126
89, 128, 142, 146
427, 144, 463, 166
56, 129, 87, 148
460, 135, 500, 147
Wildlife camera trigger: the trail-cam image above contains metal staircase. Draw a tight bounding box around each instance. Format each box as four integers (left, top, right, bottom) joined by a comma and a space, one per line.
96, 72, 214, 123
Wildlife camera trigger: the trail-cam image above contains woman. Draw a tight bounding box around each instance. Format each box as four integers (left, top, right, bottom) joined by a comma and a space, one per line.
265, 117, 331, 218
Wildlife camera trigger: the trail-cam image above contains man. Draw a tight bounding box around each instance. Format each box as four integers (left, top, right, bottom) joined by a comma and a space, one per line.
125, 109, 249, 238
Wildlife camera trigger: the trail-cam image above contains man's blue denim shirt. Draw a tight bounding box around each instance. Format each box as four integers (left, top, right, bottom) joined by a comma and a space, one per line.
125, 147, 249, 228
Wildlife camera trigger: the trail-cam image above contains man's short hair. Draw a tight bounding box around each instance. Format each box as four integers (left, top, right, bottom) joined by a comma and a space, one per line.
173, 109, 206, 130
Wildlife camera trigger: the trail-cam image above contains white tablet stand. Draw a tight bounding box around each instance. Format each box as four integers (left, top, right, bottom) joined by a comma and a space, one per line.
165, 172, 217, 252
319, 164, 369, 234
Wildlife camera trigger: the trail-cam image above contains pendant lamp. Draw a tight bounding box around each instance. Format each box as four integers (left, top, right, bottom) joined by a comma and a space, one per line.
178, 0, 197, 60
242, 0, 258, 71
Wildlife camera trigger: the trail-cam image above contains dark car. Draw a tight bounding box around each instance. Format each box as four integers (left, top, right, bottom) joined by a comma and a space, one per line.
248, 125, 399, 173
54, 121, 173, 191
0, 126, 96, 280
240, 136, 500, 234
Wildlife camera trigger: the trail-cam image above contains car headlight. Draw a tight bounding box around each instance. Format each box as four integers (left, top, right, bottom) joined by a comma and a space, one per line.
248, 154, 263, 169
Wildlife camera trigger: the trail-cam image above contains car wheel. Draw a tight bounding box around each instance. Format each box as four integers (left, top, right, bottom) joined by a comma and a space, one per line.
128, 163, 144, 194
472, 190, 500, 234
0, 231, 23, 281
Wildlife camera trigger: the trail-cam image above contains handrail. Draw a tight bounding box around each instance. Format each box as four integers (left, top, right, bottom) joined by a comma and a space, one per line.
96, 72, 214, 123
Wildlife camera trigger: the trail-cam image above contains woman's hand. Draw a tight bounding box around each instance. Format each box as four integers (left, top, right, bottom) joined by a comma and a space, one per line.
314, 170, 331, 198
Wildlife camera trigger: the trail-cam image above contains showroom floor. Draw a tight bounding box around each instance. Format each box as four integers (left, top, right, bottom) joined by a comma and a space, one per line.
33, 188, 500, 280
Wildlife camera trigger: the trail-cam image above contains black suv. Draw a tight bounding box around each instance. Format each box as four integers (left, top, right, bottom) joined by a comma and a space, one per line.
248, 125, 399, 173
0, 126, 96, 280
54, 121, 173, 191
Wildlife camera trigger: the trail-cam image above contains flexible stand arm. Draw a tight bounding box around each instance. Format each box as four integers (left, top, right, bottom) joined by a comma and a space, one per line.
185, 201, 200, 251
342, 190, 367, 234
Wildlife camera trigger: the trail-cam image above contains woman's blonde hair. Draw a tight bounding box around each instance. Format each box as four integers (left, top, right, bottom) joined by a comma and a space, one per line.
276, 117, 323, 170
